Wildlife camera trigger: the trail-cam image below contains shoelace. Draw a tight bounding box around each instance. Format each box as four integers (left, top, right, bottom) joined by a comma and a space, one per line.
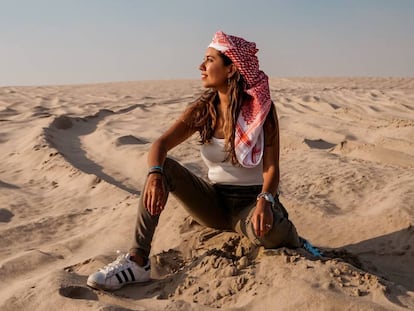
100, 253, 132, 277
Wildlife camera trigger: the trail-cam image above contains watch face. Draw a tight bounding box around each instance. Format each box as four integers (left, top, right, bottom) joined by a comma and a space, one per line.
266, 194, 275, 203
260, 193, 275, 205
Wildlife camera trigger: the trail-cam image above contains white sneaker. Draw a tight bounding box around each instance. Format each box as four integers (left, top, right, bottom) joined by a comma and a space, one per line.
87, 253, 150, 290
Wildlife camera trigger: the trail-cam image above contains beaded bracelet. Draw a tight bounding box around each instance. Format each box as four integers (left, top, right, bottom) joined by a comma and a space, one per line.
148, 165, 164, 176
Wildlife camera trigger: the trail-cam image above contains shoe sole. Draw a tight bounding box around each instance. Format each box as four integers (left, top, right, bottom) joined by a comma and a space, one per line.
87, 279, 151, 291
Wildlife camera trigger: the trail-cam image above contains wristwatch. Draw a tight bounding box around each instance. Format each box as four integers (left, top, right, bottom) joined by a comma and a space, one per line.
256, 192, 275, 207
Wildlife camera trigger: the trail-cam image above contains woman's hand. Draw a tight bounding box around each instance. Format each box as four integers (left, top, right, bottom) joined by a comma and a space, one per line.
251, 199, 274, 237
143, 173, 168, 215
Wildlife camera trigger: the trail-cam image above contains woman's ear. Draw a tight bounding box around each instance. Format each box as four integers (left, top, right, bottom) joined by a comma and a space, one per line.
227, 64, 237, 79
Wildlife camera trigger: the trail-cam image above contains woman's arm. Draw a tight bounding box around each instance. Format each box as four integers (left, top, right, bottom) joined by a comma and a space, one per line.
251, 105, 280, 237
144, 106, 197, 215
261, 106, 280, 196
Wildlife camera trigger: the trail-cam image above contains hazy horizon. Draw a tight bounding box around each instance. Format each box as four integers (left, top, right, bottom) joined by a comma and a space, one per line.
1, 0, 413, 87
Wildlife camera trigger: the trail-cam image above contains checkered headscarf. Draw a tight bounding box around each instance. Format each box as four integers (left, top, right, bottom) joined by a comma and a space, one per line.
209, 30, 271, 167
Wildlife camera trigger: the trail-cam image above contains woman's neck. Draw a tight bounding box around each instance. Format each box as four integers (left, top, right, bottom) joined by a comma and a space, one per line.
213, 90, 229, 139
217, 89, 229, 114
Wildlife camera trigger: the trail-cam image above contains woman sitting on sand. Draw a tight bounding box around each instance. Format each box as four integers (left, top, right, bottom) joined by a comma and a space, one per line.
87, 31, 310, 291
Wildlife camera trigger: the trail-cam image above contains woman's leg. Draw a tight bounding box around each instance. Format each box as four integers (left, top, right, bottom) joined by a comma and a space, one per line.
130, 157, 231, 258
233, 198, 302, 248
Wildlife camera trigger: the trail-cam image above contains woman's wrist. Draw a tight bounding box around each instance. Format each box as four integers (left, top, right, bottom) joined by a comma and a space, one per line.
148, 165, 164, 176
257, 192, 275, 207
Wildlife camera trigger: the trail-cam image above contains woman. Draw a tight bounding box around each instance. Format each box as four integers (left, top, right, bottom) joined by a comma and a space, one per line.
87, 31, 306, 291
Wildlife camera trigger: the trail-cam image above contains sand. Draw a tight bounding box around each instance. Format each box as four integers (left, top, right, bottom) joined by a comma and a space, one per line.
0, 77, 413, 310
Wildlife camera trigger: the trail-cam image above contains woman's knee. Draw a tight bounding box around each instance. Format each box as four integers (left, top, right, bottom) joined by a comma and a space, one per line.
163, 157, 182, 191
244, 215, 300, 249
261, 219, 301, 248
163, 157, 178, 173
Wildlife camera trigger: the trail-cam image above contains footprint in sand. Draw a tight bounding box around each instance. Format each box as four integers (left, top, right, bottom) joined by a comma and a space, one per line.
303, 138, 336, 150
302, 95, 320, 102
100, 306, 137, 311
115, 135, 149, 146
51, 115, 73, 129
32, 106, 52, 118
59, 285, 98, 300
0, 208, 14, 222
0, 180, 20, 189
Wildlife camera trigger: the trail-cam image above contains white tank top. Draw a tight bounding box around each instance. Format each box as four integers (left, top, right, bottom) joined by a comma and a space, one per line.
200, 137, 263, 185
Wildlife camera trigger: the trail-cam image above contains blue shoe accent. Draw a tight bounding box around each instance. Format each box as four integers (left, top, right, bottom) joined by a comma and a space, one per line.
302, 239, 323, 257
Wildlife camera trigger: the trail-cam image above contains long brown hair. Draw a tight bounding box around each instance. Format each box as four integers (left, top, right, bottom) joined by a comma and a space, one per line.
187, 53, 277, 165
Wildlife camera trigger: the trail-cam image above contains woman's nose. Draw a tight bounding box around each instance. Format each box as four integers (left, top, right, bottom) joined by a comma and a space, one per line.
199, 61, 206, 71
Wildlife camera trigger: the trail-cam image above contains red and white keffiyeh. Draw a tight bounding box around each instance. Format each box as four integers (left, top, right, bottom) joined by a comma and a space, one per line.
209, 30, 271, 168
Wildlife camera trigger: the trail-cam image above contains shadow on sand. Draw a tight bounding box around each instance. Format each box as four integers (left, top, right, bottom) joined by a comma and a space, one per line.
335, 225, 414, 291
44, 104, 149, 196
320, 225, 414, 308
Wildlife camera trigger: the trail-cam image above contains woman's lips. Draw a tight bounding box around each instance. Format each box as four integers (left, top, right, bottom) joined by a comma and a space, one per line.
201, 74, 207, 79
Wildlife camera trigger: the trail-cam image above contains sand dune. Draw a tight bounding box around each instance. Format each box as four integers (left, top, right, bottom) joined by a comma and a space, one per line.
0, 78, 413, 310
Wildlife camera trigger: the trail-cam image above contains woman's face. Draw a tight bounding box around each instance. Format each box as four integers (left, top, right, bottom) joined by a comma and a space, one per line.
199, 47, 232, 90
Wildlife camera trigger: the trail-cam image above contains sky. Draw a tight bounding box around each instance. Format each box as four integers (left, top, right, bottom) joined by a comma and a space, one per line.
1, 0, 413, 86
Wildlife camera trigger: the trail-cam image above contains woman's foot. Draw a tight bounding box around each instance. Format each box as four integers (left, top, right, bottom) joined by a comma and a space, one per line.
87, 253, 151, 291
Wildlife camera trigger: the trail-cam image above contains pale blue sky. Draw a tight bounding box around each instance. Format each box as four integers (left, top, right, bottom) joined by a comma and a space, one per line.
1, 0, 413, 86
